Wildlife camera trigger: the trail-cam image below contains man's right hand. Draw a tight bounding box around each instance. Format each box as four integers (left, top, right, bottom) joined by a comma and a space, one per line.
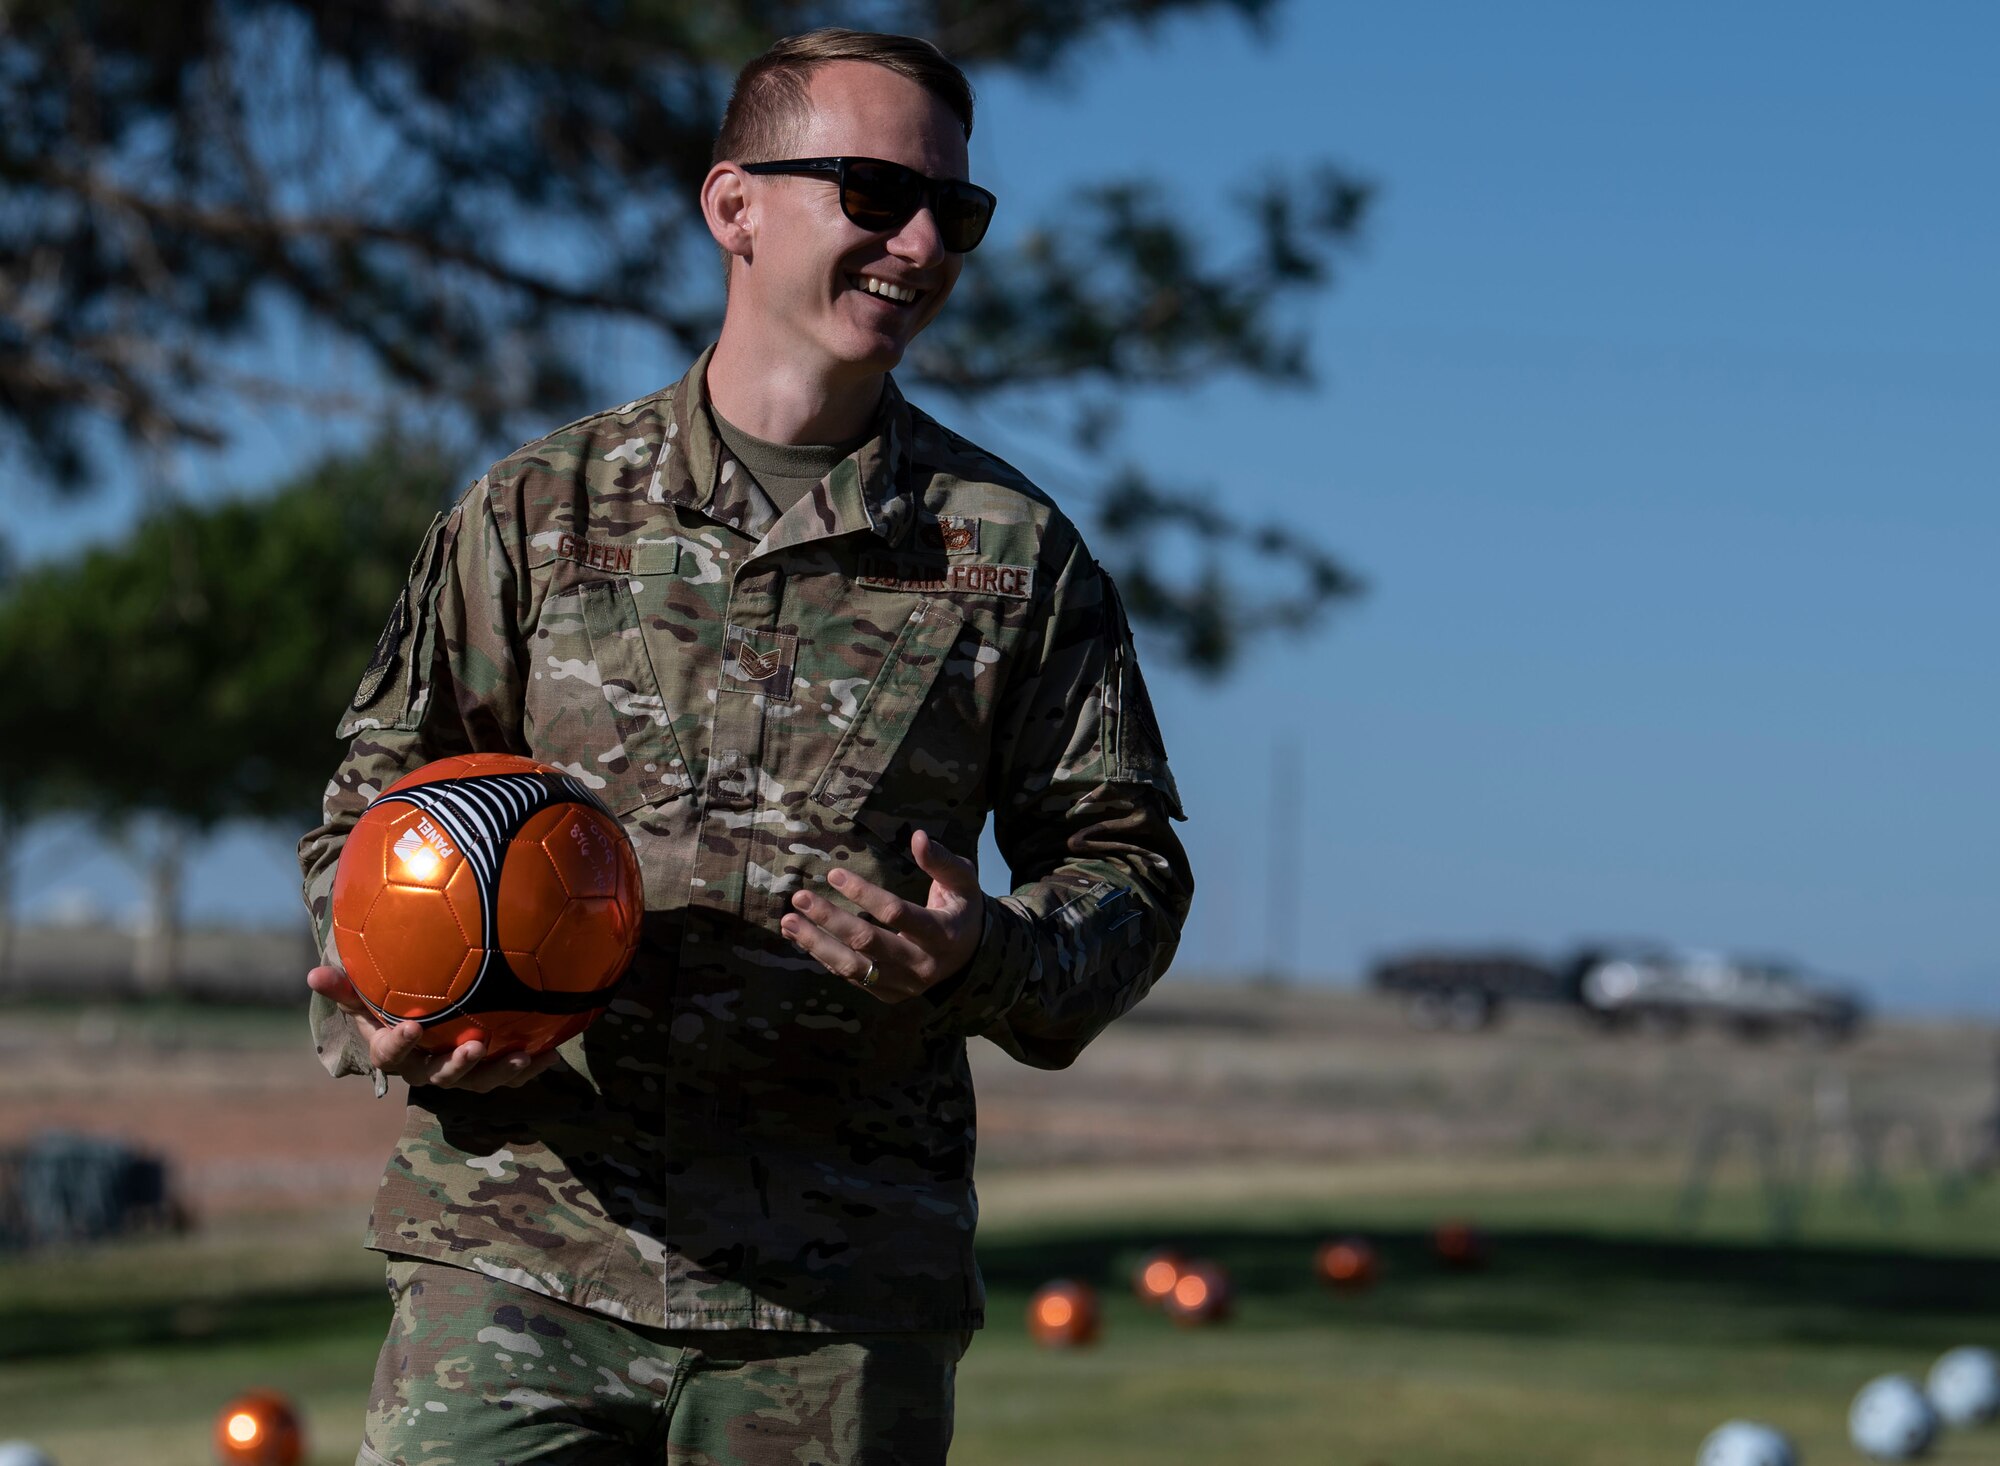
307, 965, 561, 1091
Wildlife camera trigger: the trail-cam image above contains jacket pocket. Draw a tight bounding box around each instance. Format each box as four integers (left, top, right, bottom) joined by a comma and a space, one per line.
556, 578, 695, 813
811, 598, 967, 817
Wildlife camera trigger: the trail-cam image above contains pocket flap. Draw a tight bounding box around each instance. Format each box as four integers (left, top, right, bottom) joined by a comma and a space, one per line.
570, 579, 695, 811
811, 598, 967, 815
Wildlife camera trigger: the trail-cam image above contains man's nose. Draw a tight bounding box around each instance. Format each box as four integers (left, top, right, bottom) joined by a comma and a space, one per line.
887, 204, 949, 265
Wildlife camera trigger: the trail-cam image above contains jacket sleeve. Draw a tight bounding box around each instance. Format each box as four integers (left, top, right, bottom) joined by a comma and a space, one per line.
925, 532, 1194, 1068
295, 478, 529, 1089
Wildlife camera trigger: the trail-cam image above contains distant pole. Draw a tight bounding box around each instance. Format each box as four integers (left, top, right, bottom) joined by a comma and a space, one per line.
1263, 734, 1301, 985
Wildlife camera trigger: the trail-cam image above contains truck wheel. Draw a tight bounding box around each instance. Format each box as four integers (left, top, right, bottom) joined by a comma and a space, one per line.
1404, 990, 1449, 1030
1442, 988, 1497, 1032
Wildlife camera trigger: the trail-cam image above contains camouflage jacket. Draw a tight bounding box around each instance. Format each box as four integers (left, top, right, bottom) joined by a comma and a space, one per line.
298, 348, 1192, 1331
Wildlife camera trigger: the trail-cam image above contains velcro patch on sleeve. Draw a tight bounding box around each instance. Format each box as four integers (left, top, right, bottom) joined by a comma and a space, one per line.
350, 509, 450, 714
350, 597, 409, 711
857, 554, 1034, 600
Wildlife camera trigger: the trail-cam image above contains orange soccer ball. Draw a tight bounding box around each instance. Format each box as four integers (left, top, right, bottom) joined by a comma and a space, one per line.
1433, 1219, 1490, 1271
1161, 1259, 1234, 1327
1315, 1236, 1380, 1292
1027, 1280, 1102, 1348
213, 1388, 303, 1465
330, 753, 644, 1055
1133, 1248, 1188, 1307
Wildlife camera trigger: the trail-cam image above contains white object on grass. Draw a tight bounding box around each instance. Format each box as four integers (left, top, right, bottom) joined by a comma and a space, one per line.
1927, 1346, 2000, 1427
1696, 1419, 1797, 1466
1850, 1373, 1939, 1460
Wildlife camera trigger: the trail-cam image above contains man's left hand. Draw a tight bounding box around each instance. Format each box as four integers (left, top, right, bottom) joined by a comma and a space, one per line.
781, 830, 983, 1002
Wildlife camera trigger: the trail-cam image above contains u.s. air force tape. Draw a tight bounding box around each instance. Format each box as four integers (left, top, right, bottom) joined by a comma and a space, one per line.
856, 555, 1034, 599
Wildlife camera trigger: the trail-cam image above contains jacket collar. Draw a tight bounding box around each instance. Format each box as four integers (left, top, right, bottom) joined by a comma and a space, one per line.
647, 345, 919, 555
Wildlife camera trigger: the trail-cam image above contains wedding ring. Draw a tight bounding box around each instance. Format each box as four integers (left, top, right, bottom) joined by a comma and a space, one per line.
859, 961, 880, 990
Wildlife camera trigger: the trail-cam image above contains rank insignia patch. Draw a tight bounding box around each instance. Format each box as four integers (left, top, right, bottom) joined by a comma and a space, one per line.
720, 625, 797, 699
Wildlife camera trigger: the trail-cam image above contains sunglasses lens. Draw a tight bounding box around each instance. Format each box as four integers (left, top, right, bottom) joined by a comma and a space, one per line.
829, 161, 996, 252
935, 184, 995, 252
840, 161, 921, 231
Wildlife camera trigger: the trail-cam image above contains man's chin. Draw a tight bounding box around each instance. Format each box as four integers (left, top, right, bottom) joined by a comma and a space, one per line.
826, 330, 910, 378
827, 296, 935, 370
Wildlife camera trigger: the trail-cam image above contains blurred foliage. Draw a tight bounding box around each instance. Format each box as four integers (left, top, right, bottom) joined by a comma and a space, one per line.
1098, 462, 1366, 671
0, 441, 450, 830
1, 0, 1369, 673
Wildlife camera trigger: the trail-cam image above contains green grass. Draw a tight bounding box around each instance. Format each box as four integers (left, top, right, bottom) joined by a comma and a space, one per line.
962, 1218, 2000, 1466
7, 1175, 2000, 1464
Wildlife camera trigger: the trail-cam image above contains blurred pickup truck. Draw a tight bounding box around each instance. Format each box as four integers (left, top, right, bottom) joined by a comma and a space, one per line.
1369, 944, 1866, 1041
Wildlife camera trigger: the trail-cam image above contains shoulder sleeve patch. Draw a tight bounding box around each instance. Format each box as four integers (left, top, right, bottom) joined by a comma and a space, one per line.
340, 509, 453, 734
350, 595, 410, 711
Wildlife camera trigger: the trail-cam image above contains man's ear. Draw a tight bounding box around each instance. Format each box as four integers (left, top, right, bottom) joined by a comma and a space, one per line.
703, 163, 755, 264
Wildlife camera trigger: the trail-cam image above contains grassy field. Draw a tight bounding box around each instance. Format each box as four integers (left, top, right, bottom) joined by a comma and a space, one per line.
7, 1169, 2000, 1465
7, 986, 1998, 1461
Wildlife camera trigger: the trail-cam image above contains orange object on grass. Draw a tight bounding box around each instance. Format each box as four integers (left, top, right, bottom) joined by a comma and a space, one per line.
1315, 1236, 1379, 1291
1027, 1280, 1102, 1347
1161, 1259, 1233, 1326
1433, 1220, 1489, 1270
213, 1389, 303, 1466
1133, 1248, 1187, 1306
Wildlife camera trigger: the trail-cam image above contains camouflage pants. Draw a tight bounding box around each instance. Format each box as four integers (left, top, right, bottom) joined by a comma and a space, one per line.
359, 1258, 971, 1465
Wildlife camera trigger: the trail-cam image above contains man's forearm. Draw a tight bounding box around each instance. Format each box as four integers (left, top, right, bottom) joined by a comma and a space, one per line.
928, 792, 1191, 1067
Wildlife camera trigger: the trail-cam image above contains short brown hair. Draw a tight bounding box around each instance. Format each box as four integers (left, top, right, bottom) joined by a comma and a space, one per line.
713, 28, 974, 166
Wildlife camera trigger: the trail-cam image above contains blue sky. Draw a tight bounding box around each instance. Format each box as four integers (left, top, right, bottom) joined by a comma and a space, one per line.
11, 3, 1996, 1010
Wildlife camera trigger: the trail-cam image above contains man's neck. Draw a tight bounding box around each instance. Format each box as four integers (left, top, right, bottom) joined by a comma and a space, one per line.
706, 317, 886, 445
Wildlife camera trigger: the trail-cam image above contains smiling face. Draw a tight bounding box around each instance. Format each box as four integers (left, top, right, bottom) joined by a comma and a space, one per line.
726, 60, 970, 387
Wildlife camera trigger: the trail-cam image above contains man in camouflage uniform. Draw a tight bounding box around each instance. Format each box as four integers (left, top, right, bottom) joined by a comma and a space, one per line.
302, 28, 1190, 1465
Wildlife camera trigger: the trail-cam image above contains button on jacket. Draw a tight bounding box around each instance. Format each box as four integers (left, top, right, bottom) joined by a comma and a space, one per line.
299, 348, 1193, 1331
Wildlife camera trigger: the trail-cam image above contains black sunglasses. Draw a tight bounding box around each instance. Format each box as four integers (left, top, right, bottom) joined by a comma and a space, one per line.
742, 156, 997, 253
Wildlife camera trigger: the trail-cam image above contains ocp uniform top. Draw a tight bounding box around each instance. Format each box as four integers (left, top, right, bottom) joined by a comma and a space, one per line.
298, 346, 1192, 1332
